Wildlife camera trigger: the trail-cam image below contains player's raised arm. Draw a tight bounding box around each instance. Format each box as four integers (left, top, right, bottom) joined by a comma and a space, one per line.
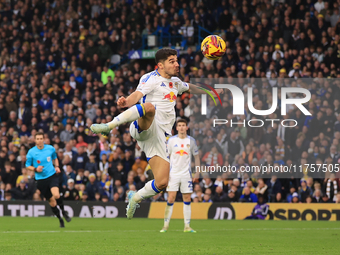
117, 91, 144, 108
187, 83, 224, 97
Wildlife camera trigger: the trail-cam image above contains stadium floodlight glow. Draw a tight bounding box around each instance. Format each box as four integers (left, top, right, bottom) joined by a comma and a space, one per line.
201, 85, 312, 116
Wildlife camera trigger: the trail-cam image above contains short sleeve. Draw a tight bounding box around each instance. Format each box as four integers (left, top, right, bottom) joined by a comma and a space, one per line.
190, 137, 199, 156
52, 146, 57, 160
175, 78, 189, 95
136, 74, 156, 96
25, 150, 33, 167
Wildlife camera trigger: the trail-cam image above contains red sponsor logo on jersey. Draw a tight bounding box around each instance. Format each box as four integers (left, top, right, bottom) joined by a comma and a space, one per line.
169, 82, 173, 88
37, 160, 41, 164
175, 150, 188, 156
163, 91, 177, 102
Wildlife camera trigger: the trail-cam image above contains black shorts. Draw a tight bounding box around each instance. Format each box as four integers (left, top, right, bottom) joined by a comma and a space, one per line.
36, 174, 59, 200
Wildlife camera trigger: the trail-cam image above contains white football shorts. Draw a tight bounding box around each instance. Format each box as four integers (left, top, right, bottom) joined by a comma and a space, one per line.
129, 116, 170, 163
166, 175, 193, 193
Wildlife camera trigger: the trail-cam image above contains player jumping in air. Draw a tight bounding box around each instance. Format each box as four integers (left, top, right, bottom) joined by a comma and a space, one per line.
26, 132, 71, 227
90, 48, 222, 219
160, 119, 200, 233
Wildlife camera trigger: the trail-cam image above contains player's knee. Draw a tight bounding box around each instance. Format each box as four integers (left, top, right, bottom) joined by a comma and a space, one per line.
183, 194, 191, 202
167, 198, 175, 204
49, 199, 57, 207
167, 196, 175, 204
53, 193, 60, 200
157, 178, 169, 190
142, 103, 155, 117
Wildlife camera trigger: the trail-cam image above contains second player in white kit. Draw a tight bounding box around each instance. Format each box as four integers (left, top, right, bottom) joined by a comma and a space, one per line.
161, 119, 200, 233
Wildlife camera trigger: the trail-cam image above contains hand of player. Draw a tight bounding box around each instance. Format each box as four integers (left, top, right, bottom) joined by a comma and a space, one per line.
193, 172, 200, 183
36, 166, 44, 172
55, 166, 61, 174
117, 96, 127, 107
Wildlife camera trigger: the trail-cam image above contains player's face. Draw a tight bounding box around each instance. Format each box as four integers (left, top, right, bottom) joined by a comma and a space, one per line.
176, 122, 188, 134
35, 135, 44, 147
163, 55, 179, 76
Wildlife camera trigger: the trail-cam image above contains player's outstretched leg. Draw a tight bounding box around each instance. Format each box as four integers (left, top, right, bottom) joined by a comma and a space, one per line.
90, 103, 149, 136
127, 156, 169, 219
183, 194, 196, 233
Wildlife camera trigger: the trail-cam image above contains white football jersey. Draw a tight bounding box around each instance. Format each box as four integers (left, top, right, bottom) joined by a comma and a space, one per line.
136, 70, 189, 134
168, 135, 199, 177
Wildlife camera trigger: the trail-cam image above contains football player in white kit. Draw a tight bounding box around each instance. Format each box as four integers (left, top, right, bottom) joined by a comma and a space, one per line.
160, 119, 200, 233
90, 48, 222, 219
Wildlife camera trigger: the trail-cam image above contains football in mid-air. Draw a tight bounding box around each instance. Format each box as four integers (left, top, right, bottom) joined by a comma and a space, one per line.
201, 35, 226, 60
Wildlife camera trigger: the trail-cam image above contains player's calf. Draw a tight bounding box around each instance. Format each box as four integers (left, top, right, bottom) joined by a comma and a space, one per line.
49, 197, 64, 227
51, 187, 72, 223
91, 103, 154, 136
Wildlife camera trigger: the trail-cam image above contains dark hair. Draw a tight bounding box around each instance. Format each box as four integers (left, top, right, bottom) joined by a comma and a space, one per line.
34, 132, 44, 138
176, 119, 187, 126
155, 48, 178, 64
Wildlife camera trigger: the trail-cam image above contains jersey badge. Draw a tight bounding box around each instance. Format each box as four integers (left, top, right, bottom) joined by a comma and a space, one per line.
37, 160, 41, 164
187, 144, 190, 148
169, 82, 173, 88
175, 82, 178, 89
47, 156, 51, 162
181, 144, 184, 148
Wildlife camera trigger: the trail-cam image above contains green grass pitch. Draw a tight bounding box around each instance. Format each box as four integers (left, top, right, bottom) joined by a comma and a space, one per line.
1, 217, 340, 254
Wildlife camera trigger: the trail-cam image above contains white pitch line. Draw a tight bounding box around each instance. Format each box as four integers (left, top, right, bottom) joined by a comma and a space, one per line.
2, 227, 340, 234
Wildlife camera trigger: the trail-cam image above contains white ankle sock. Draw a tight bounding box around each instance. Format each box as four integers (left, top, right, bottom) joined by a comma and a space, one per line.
183, 202, 191, 228
133, 180, 161, 203
107, 104, 146, 129
164, 202, 174, 228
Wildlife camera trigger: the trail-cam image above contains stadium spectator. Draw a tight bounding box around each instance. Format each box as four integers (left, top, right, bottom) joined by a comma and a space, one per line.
86, 173, 103, 201
10, 180, 29, 200
266, 176, 282, 202
299, 179, 313, 202
291, 192, 300, 203
131, 157, 147, 174
72, 146, 89, 171
254, 178, 268, 200
64, 179, 79, 201
212, 186, 227, 202
239, 187, 258, 203
85, 154, 99, 174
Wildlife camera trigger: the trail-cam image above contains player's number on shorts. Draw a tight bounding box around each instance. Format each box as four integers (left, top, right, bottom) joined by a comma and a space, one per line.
188, 181, 193, 189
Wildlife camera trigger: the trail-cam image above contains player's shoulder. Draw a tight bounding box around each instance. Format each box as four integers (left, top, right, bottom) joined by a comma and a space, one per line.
28, 145, 37, 152
45, 144, 55, 150
170, 76, 182, 82
168, 134, 178, 142
140, 71, 161, 84
187, 135, 197, 143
